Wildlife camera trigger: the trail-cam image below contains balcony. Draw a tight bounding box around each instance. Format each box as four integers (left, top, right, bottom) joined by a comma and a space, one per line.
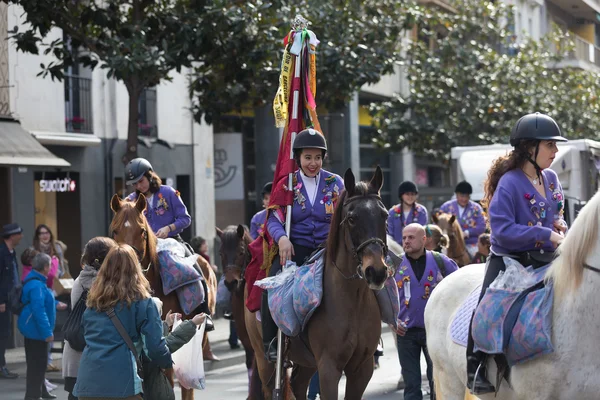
553, 34, 600, 72
547, 0, 600, 17
64, 75, 93, 133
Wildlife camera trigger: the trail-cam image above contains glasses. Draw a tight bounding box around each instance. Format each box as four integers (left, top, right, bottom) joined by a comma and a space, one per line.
38, 231, 50, 235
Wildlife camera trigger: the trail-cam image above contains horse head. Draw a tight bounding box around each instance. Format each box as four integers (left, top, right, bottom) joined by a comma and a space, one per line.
217, 224, 251, 292
109, 193, 157, 271
432, 212, 461, 240
328, 166, 389, 290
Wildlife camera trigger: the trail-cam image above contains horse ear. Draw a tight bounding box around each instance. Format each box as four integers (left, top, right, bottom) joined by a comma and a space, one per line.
237, 225, 245, 239
369, 166, 384, 194
216, 227, 223, 238
110, 194, 122, 213
344, 168, 356, 197
432, 212, 438, 223
449, 215, 456, 225
135, 193, 147, 213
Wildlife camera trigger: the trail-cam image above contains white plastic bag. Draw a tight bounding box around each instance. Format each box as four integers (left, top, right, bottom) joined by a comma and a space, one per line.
254, 262, 297, 290
489, 257, 537, 292
171, 317, 206, 390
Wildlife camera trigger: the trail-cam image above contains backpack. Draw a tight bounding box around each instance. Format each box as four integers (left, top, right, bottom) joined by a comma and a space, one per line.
7, 284, 24, 315
63, 289, 89, 351
431, 251, 448, 278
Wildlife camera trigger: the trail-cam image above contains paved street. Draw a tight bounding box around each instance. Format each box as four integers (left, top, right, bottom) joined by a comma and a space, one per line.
3, 320, 432, 399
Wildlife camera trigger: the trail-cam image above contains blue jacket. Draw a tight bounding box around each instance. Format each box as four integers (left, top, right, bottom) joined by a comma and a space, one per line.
74, 297, 172, 398
17, 269, 56, 341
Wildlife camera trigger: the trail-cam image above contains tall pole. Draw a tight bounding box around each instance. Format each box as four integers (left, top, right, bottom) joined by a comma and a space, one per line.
273, 15, 308, 399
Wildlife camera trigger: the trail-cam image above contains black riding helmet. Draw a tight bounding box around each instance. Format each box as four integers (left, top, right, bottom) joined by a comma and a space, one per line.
261, 182, 273, 197
293, 128, 327, 153
455, 181, 473, 195
126, 158, 153, 185
510, 112, 568, 179
398, 181, 418, 198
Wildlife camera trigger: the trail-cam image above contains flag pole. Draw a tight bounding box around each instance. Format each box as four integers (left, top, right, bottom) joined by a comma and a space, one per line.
273, 14, 308, 400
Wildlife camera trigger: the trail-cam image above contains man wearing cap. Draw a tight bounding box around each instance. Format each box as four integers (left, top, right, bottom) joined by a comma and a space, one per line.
0, 223, 23, 379
439, 181, 486, 258
250, 182, 273, 240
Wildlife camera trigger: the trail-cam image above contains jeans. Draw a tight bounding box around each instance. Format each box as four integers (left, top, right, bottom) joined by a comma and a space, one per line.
0, 336, 7, 366
308, 372, 320, 399
397, 329, 434, 400
228, 320, 238, 347
25, 337, 48, 398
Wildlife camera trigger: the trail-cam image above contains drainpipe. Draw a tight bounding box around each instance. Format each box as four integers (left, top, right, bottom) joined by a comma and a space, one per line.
105, 77, 118, 232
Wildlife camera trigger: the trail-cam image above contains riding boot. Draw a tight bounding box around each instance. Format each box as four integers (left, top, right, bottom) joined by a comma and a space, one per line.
261, 289, 278, 363
466, 316, 495, 395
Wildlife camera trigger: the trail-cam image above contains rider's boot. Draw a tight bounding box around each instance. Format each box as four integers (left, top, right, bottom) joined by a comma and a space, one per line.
261, 289, 278, 363
466, 317, 495, 395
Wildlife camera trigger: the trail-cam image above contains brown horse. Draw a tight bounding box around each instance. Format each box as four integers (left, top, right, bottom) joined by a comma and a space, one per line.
110, 194, 217, 400
217, 225, 264, 400
432, 212, 471, 267
245, 167, 390, 400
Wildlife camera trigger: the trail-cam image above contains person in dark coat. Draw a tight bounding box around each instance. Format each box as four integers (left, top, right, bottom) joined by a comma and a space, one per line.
0, 223, 23, 379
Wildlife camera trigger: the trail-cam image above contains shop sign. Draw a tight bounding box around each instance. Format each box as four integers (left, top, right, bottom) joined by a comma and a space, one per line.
39, 178, 77, 192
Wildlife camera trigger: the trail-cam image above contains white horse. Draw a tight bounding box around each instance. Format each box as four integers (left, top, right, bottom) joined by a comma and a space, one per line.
387, 234, 404, 257
425, 189, 600, 400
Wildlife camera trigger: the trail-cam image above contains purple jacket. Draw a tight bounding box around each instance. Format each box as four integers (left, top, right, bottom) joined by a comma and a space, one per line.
126, 185, 191, 237
395, 251, 458, 329
387, 203, 429, 245
267, 169, 344, 249
250, 209, 267, 240
440, 199, 486, 245
489, 169, 566, 254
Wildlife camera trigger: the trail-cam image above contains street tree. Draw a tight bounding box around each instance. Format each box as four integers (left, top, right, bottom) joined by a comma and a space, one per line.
370, 0, 600, 160
6, 0, 207, 163
189, 0, 416, 124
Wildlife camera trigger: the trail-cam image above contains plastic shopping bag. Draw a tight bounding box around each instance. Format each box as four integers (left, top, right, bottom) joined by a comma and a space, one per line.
171, 317, 206, 390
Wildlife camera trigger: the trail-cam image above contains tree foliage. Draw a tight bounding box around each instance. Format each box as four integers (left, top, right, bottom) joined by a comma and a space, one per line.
370, 0, 600, 160
189, 0, 415, 123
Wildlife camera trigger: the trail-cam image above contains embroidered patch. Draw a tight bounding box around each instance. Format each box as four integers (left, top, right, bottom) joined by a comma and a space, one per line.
325, 175, 336, 184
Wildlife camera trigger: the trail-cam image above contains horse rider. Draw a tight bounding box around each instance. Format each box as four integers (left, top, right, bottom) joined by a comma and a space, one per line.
125, 158, 214, 327
424, 224, 449, 254
388, 181, 429, 245
262, 128, 344, 362
395, 223, 458, 400
440, 181, 486, 258
250, 182, 272, 240
466, 112, 568, 395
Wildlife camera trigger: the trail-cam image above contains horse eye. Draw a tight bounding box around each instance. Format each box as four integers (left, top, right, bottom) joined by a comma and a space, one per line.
348, 216, 356, 225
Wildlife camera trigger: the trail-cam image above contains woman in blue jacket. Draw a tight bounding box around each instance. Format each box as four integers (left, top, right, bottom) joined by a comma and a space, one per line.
74, 244, 172, 400
18, 252, 56, 400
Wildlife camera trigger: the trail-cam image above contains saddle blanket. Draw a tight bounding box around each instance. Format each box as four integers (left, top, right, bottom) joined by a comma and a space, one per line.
450, 264, 554, 366
255, 249, 400, 337
157, 238, 205, 315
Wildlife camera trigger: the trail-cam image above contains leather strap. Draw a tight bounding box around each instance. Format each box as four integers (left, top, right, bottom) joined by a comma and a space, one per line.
107, 308, 143, 377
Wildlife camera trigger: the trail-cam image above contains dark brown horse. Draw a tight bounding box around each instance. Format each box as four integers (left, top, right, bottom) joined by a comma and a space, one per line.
432, 212, 471, 267
110, 194, 217, 400
217, 225, 264, 400
245, 167, 390, 399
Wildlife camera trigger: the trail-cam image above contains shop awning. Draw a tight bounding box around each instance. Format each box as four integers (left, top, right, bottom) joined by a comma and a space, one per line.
0, 120, 70, 167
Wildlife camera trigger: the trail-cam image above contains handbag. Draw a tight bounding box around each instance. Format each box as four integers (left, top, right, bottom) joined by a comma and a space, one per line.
107, 308, 174, 400
63, 289, 88, 351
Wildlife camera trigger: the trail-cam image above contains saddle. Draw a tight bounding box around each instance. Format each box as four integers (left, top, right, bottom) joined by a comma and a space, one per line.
451, 260, 554, 368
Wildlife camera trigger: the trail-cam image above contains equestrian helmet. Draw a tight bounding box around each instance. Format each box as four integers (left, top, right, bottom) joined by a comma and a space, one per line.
509, 112, 567, 147
293, 128, 327, 153
398, 181, 418, 198
261, 182, 273, 196
455, 181, 473, 195
126, 158, 153, 185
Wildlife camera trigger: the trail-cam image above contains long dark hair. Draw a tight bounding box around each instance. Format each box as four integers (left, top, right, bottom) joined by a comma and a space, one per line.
33, 224, 57, 256
81, 236, 118, 271
482, 139, 538, 211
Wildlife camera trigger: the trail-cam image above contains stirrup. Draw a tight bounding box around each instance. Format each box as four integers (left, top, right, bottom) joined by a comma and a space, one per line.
264, 337, 278, 362
469, 361, 495, 395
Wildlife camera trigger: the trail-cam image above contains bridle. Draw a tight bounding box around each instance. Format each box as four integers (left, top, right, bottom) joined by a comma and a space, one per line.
222, 237, 251, 290
110, 225, 152, 273
335, 194, 390, 280
439, 221, 469, 261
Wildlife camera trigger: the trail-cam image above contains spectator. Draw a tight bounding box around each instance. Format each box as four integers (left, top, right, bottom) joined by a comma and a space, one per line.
471, 233, 491, 264
0, 223, 23, 379
62, 237, 118, 400
424, 224, 449, 253
33, 224, 65, 279
73, 244, 172, 399
21, 247, 40, 282
18, 252, 57, 399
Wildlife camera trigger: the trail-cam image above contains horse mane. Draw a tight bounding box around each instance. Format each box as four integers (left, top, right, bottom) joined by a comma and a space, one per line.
326, 181, 370, 261
222, 225, 253, 265
547, 190, 600, 299
110, 201, 158, 266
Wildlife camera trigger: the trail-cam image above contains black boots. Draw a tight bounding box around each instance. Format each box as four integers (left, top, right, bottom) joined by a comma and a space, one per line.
261, 290, 278, 363
466, 324, 495, 395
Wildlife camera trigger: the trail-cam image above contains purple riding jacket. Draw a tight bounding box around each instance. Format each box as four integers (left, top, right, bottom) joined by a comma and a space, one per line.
439, 199, 486, 246
387, 203, 429, 245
